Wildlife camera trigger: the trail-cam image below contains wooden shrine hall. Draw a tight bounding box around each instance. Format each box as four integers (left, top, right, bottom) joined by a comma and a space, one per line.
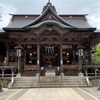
0, 2, 100, 77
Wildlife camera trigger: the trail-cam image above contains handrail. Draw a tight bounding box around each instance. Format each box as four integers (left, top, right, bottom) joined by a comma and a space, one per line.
8, 77, 14, 89
86, 77, 92, 86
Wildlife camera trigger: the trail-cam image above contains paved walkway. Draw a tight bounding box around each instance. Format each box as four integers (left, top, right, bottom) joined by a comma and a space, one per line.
82, 87, 100, 100
0, 88, 99, 100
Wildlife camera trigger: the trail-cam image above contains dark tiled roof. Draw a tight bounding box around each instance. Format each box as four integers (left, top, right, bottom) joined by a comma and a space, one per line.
28, 20, 73, 29
4, 2, 95, 31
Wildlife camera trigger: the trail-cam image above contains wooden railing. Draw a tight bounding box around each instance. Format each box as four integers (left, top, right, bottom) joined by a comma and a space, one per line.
63, 65, 79, 70
63, 65, 79, 76
82, 65, 100, 76
24, 65, 38, 71
82, 65, 100, 68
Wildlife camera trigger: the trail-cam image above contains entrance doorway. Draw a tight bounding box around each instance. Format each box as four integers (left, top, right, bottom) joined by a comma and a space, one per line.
0, 42, 6, 65
25, 44, 37, 65
40, 44, 60, 69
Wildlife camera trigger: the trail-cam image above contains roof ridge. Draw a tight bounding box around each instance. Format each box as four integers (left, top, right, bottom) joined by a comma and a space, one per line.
23, 5, 75, 28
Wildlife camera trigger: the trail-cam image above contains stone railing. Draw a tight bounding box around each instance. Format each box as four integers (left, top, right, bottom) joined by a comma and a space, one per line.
8, 77, 14, 89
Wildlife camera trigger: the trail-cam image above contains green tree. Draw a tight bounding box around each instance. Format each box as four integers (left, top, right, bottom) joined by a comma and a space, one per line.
92, 43, 100, 64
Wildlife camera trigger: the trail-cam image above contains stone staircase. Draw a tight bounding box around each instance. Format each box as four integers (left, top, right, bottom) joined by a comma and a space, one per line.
39, 76, 61, 88
10, 72, 89, 88
62, 76, 88, 87
12, 77, 39, 89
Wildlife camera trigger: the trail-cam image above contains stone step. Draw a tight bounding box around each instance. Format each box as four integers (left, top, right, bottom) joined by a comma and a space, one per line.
12, 77, 39, 89
61, 76, 88, 87
11, 76, 89, 89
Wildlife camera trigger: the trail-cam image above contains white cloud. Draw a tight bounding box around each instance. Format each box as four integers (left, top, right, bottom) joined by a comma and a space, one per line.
87, 15, 100, 29
0, 2, 17, 28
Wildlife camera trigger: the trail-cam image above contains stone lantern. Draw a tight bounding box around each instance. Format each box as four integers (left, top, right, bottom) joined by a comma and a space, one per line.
14, 45, 23, 77
77, 45, 84, 76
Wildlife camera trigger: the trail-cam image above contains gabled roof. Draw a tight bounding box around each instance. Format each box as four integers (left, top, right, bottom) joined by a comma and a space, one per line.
3, 2, 96, 32
23, 2, 74, 29
28, 20, 72, 29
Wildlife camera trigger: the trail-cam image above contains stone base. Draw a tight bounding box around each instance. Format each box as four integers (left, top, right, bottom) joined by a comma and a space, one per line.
60, 73, 65, 77
36, 73, 40, 77
78, 72, 84, 77
16, 73, 21, 77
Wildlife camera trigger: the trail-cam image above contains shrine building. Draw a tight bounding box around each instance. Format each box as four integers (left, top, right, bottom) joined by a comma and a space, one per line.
0, 2, 100, 77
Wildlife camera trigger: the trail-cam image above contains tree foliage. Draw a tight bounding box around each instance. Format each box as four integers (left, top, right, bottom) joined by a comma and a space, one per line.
92, 43, 100, 64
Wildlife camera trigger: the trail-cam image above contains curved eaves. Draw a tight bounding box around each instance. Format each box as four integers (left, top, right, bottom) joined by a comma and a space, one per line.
27, 20, 72, 30
23, 6, 50, 28
49, 7, 75, 28
23, 5, 75, 29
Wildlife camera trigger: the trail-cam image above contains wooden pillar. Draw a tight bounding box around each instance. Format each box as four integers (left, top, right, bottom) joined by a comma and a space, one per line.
95, 68, 97, 76
11, 69, 14, 77
4, 45, 9, 66
60, 43, 63, 73
37, 43, 40, 73
88, 49, 92, 64
72, 49, 75, 64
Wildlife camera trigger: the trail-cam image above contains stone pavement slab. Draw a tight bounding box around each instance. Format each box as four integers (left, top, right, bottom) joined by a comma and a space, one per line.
0, 88, 99, 100
82, 87, 100, 100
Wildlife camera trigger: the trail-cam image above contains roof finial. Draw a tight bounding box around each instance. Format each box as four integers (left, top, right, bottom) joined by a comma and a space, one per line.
48, 0, 50, 3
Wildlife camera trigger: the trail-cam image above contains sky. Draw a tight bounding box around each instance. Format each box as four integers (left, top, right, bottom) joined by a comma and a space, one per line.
0, 0, 100, 29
